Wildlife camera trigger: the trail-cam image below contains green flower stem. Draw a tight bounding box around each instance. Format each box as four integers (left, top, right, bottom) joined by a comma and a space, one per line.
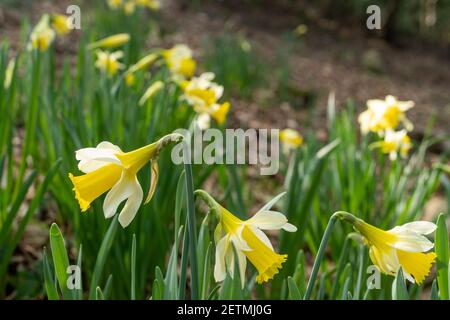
304, 211, 356, 300
184, 142, 199, 300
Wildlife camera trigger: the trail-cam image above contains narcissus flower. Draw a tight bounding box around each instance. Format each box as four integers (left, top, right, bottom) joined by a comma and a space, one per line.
68, 133, 183, 227
51, 14, 70, 35
124, 52, 159, 86
95, 50, 124, 76
279, 129, 303, 152
195, 190, 296, 288
88, 33, 130, 50
336, 212, 437, 284
29, 15, 55, 52
124, 1, 136, 15
135, 0, 161, 10
107, 0, 123, 9
181, 72, 230, 128
139, 81, 164, 106
162, 44, 196, 78
358, 95, 414, 135
371, 130, 412, 160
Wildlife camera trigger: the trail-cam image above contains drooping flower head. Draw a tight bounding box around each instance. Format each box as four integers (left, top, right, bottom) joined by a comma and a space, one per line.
162, 44, 196, 78
279, 129, 303, 152
195, 190, 297, 288
29, 15, 56, 52
371, 129, 412, 161
51, 14, 71, 35
88, 33, 130, 50
181, 72, 230, 129
95, 50, 125, 76
358, 95, 414, 135
69, 133, 183, 227
124, 52, 159, 86
336, 212, 437, 284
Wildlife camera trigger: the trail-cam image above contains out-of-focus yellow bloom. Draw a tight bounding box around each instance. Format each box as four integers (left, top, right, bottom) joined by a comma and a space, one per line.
124, 1, 136, 15
29, 15, 56, 52
135, 0, 160, 10
4, 58, 15, 89
337, 212, 436, 284
162, 44, 196, 78
88, 33, 130, 50
294, 24, 308, 37
195, 190, 296, 288
124, 52, 159, 85
51, 14, 70, 35
358, 95, 414, 135
69, 134, 183, 228
279, 129, 303, 152
372, 130, 412, 161
181, 72, 230, 128
139, 81, 164, 106
125, 72, 135, 86
107, 0, 123, 9
95, 50, 125, 76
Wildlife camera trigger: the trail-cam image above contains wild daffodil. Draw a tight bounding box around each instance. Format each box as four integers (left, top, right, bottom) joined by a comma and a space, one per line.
358, 95, 414, 135
95, 50, 125, 76
195, 190, 296, 288
135, 0, 161, 10
88, 33, 130, 50
280, 129, 303, 152
371, 129, 412, 160
69, 133, 183, 228
29, 15, 56, 52
181, 72, 230, 129
124, 1, 136, 15
162, 44, 196, 78
336, 212, 436, 284
51, 14, 70, 35
107, 0, 123, 10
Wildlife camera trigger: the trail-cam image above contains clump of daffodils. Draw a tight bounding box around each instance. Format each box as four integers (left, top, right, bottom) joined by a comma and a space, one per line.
195, 190, 296, 288
107, 0, 160, 13
279, 129, 303, 153
95, 50, 125, 77
68, 133, 183, 228
181, 72, 230, 129
162, 44, 196, 79
336, 212, 436, 284
359, 95, 415, 160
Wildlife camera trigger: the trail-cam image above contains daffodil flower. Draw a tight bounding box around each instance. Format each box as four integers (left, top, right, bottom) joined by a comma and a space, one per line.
279, 129, 303, 152
358, 95, 414, 135
124, 52, 159, 86
88, 33, 130, 50
371, 129, 412, 160
162, 44, 196, 78
95, 50, 125, 76
29, 15, 56, 52
107, 0, 123, 9
195, 190, 297, 288
51, 14, 70, 35
181, 72, 230, 128
336, 212, 437, 284
69, 133, 183, 227
135, 0, 161, 10
139, 81, 164, 106
124, 1, 136, 15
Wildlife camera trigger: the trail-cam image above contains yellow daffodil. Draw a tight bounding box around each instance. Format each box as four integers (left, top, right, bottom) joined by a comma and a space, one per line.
4, 58, 15, 89
107, 0, 123, 9
294, 24, 308, 37
135, 0, 161, 10
95, 50, 125, 76
139, 81, 164, 106
279, 129, 303, 152
124, 52, 159, 86
124, 1, 136, 15
181, 72, 230, 128
371, 130, 412, 160
29, 15, 56, 52
358, 95, 414, 135
195, 190, 297, 288
51, 14, 70, 35
69, 133, 183, 227
162, 44, 196, 78
336, 212, 436, 284
88, 33, 130, 50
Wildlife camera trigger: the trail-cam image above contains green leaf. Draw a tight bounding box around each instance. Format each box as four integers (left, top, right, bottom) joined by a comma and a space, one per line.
287, 277, 302, 300
435, 213, 449, 300
131, 234, 136, 300
392, 268, 409, 300
43, 247, 59, 300
49, 223, 72, 300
